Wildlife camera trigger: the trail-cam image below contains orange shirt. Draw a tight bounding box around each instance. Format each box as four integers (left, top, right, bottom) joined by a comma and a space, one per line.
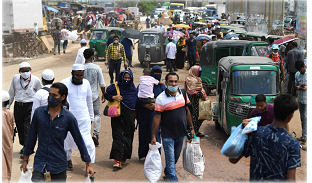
266, 53, 283, 64
119, 14, 123, 21
162, 12, 165, 18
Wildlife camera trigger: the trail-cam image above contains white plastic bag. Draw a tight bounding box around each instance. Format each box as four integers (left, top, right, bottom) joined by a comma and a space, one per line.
183, 136, 205, 179
85, 174, 91, 183
18, 168, 32, 183
242, 116, 261, 134
67, 31, 78, 41
144, 142, 162, 182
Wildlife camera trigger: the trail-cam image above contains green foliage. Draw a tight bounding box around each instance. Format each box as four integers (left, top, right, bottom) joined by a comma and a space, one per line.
138, 0, 156, 15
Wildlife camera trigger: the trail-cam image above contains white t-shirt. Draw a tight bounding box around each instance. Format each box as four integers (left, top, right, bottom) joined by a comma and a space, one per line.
138, 76, 159, 98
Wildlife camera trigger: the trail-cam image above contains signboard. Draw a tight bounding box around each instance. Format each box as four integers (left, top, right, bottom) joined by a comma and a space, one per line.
295, 1, 307, 40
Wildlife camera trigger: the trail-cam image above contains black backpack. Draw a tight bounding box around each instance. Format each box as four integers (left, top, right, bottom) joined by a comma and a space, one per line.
181, 88, 194, 116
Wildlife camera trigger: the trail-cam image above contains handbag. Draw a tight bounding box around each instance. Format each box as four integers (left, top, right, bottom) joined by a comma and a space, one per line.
181, 47, 186, 52
103, 82, 121, 117
198, 99, 212, 120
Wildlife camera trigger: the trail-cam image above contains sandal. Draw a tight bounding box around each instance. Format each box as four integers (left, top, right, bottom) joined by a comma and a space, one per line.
67, 160, 73, 171
113, 162, 122, 169
297, 137, 307, 143
196, 132, 205, 137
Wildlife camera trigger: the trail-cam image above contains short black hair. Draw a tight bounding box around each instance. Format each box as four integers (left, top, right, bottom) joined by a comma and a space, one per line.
255, 94, 266, 102
113, 35, 119, 39
50, 82, 68, 105
168, 37, 173, 42
217, 34, 221, 38
2, 101, 9, 107
292, 41, 298, 47
165, 72, 179, 81
83, 48, 94, 59
295, 60, 305, 70
42, 78, 54, 85
81, 42, 87, 46
143, 68, 151, 75
212, 36, 216, 40
273, 94, 298, 121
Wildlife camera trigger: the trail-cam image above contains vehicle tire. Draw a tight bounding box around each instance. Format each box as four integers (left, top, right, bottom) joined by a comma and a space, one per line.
215, 120, 221, 130
202, 81, 211, 96
140, 61, 143, 65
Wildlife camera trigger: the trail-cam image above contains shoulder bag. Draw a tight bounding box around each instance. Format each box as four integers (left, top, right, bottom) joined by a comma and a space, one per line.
103, 82, 121, 117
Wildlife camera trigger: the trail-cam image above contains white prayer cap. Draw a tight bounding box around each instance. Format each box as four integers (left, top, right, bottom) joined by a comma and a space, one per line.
42, 69, 55, 81
19, 62, 31, 68
72, 64, 85, 71
2, 90, 10, 102
81, 39, 87, 44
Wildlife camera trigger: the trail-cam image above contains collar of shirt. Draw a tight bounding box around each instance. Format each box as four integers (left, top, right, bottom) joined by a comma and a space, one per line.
45, 105, 64, 118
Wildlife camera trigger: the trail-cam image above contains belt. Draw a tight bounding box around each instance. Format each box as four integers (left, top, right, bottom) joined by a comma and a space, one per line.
15, 101, 33, 106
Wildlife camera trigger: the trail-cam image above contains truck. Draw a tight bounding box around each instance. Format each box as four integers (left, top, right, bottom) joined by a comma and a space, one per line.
205, 4, 226, 19
169, 2, 185, 18
2, 0, 46, 36
127, 7, 139, 17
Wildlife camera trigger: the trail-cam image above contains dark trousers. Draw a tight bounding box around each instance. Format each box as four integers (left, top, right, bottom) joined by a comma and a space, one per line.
188, 54, 196, 68
166, 58, 176, 72
287, 72, 297, 96
14, 102, 33, 146
109, 59, 121, 84
126, 55, 132, 66
32, 170, 66, 182
63, 40, 68, 50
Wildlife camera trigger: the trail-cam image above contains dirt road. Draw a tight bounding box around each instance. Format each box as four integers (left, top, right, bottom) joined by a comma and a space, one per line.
3, 39, 307, 182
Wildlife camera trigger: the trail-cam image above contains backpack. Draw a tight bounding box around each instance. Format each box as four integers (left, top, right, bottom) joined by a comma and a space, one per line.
42, 87, 69, 110
181, 88, 194, 116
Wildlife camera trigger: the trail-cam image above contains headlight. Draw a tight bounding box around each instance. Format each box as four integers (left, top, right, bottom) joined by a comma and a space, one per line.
236, 107, 243, 114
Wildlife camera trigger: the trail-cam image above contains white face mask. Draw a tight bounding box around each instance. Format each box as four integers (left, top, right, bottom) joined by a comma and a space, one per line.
20, 71, 31, 79
114, 40, 119, 44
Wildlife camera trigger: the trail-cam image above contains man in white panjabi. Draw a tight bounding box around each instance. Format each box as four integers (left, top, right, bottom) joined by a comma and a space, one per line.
61, 64, 95, 171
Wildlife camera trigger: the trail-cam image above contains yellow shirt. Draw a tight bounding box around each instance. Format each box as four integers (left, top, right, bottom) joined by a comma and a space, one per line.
106, 43, 126, 62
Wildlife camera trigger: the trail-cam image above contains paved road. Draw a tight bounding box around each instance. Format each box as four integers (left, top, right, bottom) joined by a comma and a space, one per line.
3, 37, 307, 182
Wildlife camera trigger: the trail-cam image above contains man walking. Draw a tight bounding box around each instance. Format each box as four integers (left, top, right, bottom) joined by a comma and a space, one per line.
83, 49, 106, 146
53, 26, 61, 55
61, 26, 69, 53
31, 69, 55, 120
21, 82, 94, 182
295, 60, 307, 144
266, 44, 286, 83
151, 73, 195, 181
285, 42, 304, 96
121, 37, 134, 68
105, 35, 127, 84
33, 23, 38, 36
185, 35, 197, 68
61, 64, 95, 171
8, 62, 42, 159
164, 37, 177, 72
75, 39, 88, 64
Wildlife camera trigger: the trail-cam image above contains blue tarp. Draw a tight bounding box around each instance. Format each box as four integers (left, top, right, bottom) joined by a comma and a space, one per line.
43, 5, 59, 13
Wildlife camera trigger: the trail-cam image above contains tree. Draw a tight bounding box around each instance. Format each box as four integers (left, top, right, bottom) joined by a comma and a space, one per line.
138, 0, 156, 16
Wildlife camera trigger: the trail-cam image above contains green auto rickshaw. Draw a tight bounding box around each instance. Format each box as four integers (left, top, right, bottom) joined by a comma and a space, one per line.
246, 32, 268, 41
212, 56, 281, 134
89, 27, 124, 60
199, 40, 268, 95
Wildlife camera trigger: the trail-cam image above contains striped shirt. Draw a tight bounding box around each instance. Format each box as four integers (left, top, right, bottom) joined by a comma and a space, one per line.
105, 42, 126, 62
295, 71, 307, 104
155, 89, 191, 138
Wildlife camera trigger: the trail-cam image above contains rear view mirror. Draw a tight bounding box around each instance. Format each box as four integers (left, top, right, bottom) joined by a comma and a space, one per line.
223, 72, 230, 78
221, 81, 227, 90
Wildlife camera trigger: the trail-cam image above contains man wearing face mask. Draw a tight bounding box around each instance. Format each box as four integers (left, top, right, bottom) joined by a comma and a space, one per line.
151, 72, 195, 181
185, 34, 197, 68
266, 44, 285, 83
21, 82, 95, 181
8, 62, 42, 159
105, 35, 127, 84
75, 39, 88, 64
61, 64, 95, 171
83, 49, 106, 147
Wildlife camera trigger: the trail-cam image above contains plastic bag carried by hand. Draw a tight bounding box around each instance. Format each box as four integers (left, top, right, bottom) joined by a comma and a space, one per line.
242, 116, 261, 134
183, 135, 205, 179
221, 124, 247, 158
144, 142, 162, 182
18, 168, 32, 183
85, 174, 91, 183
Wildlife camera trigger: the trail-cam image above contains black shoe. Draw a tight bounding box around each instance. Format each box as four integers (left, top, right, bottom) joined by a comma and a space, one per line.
163, 174, 170, 181
63, 50, 66, 54
20, 147, 24, 154
174, 69, 178, 71
67, 160, 73, 171
92, 135, 99, 147
130, 65, 134, 68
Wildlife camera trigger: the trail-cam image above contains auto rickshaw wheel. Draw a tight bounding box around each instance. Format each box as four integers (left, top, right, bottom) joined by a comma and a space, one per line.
214, 120, 221, 130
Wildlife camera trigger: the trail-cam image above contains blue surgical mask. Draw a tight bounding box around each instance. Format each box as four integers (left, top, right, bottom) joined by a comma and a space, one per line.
167, 85, 179, 92
92, 59, 94, 63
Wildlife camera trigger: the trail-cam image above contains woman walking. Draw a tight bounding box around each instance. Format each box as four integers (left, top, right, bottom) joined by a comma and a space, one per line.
184, 65, 207, 137
176, 36, 186, 69
104, 70, 137, 169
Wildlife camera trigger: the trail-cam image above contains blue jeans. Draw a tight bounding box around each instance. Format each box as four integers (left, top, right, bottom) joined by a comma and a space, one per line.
109, 59, 121, 84
162, 136, 184, 182
63, 40, 68, 50
298, 102, 307, 138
